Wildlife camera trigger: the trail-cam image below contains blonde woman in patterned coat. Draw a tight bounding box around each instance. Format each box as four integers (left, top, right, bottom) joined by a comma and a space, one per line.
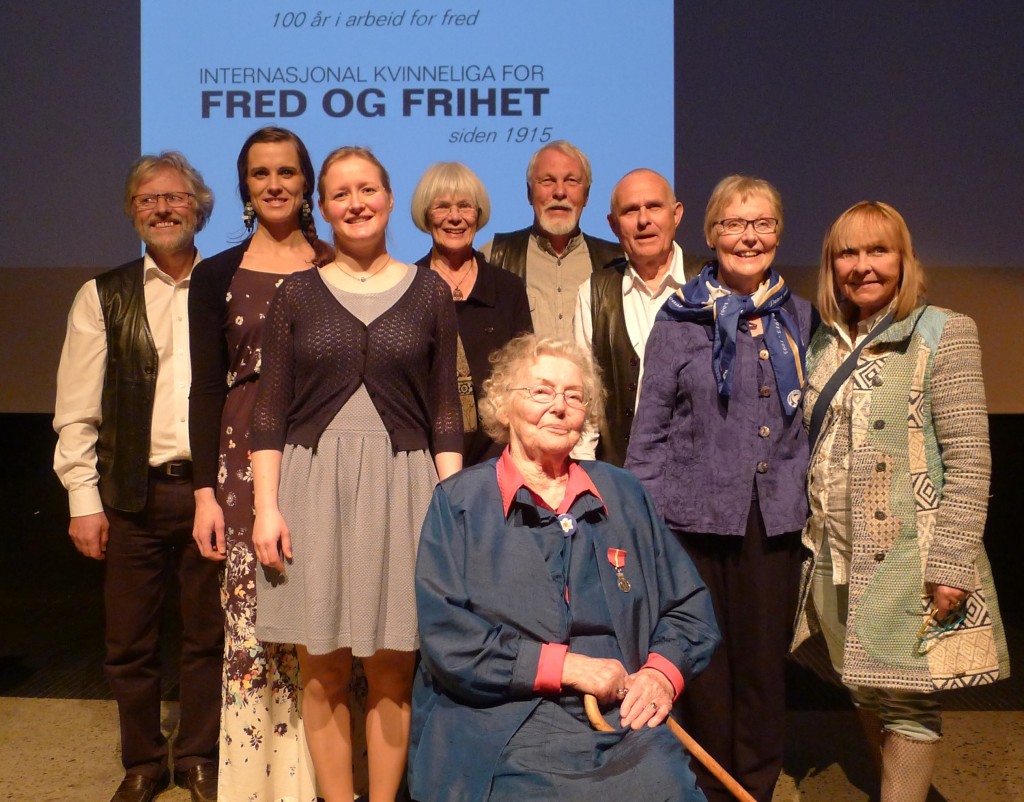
793, 201, 1009, 802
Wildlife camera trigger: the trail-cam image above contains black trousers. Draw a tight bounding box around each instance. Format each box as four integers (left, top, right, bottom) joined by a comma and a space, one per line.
103, 472, 223, 777
676, 504, 803, 802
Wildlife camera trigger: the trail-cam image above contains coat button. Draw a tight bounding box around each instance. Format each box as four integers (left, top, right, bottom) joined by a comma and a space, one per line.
759, 385, 772, 398
874, 510, 887, 520
875, 461, 886, 472
873, 552, 885, 562
625, 408, 634, 418
873, 420, 886, 430
758, 425, 770, 438
628, 382, 637, 392
759, 349, 770, 360
756, 461, 769, 474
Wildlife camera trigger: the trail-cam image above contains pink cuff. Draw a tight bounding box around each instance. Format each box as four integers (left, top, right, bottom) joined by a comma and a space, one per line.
642, 653, 684, 700
534, 643, 569, 694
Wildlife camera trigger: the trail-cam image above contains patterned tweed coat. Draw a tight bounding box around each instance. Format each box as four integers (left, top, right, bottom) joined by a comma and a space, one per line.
792, 305, 1010, 691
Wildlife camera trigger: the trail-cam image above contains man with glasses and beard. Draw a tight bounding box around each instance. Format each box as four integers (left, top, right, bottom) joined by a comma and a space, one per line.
54, 152, 223, 802
480, 141, 622, 341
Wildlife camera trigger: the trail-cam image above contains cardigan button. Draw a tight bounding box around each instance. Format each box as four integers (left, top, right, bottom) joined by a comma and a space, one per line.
873, 420, 886, 430
629, 356, 640, 367
874, 510, 887, 521
756, 461, 769, 474
628, 382, 637, 392
875, 461, 886, 472
738, 321, 749, 333
759, 385, 771, 397
759, 348, 770, 360
625, 407, 634, 418
758, 425, 770, 438
873, 552, 885, 562
872, 375, 884, 387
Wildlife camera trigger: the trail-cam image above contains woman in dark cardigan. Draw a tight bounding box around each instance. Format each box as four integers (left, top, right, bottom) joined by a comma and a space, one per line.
411, 161, 532, 465
250, 146, 462, 802
188, 126, 331, 802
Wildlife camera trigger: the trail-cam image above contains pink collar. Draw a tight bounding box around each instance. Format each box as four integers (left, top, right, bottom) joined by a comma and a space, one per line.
496, 447, 605, 516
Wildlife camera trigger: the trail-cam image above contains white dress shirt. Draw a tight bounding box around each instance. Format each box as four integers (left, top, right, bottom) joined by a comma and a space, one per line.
571, 242, 688, 460
54, 252, 198, 517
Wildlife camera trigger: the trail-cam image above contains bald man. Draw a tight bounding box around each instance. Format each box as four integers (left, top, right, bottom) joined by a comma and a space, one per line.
572, 169, 703, 465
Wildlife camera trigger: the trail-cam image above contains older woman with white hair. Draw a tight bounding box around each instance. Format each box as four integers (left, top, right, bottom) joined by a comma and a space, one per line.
409, 334, 720, 802
412, 162, 532, 464
626, 175, 814, 802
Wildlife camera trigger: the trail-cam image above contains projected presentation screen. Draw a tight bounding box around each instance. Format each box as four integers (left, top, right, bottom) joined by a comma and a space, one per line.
141, 1, 674, 260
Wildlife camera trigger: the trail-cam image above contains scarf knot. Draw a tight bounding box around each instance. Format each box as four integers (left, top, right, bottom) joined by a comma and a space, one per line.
658, 261, 806, 416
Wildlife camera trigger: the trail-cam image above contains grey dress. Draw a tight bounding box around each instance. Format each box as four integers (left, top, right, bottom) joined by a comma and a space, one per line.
255, 269, 438, 656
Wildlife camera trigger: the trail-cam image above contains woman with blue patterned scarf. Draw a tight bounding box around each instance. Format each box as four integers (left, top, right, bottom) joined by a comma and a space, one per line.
626, 175, 815, 802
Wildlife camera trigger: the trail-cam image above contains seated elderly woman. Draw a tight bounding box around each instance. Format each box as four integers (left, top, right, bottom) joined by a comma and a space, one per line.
409, 334, 720, 802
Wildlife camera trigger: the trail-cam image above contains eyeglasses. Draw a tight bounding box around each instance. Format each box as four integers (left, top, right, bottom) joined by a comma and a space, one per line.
915, 605, 967, 654
714, 217, 779, 236
132, 192, 195, 210
510, 385, 588, 409
429, 201, 478, 220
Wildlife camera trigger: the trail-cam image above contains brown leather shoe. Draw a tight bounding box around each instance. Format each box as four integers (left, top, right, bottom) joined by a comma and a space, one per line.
109, 769, 170, 802
174, 763, 218, 802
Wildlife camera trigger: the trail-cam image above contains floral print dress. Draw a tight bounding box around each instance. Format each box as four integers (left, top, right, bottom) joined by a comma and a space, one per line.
216, 269, 316, 801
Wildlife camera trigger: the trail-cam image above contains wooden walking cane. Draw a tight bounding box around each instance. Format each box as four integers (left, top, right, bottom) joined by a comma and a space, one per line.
584, 694, 756, 802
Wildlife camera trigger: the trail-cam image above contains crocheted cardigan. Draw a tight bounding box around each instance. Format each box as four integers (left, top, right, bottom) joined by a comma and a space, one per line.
251, 265, 463, 456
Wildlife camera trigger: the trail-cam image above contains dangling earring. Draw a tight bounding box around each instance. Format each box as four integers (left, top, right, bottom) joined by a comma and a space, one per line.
243, 201, 256, 233
300, 199, 313, 232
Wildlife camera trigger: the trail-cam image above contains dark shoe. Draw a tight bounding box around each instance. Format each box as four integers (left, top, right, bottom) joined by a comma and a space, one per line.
174, 763, 218, 802
109, 769, 170, 802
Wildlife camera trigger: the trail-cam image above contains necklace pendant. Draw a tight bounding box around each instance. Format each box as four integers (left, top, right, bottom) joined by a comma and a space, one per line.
359, 276, 367, 282
452, 288, 464, 300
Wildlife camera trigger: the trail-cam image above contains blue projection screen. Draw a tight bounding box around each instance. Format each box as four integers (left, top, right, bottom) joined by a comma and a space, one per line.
141, 1, 674, 260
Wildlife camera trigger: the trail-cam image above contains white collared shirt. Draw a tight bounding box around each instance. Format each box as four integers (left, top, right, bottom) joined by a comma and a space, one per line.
53, 252, 198, 516
571, 242, 688, 459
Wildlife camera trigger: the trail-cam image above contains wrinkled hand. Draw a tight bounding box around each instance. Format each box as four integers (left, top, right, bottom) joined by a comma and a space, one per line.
192, 489, 226, 561
561, 653, 628, 706
253, 508, 291, 573
69, 511, 109, 560
619, 667, 674, 730
927, 582, 970, 619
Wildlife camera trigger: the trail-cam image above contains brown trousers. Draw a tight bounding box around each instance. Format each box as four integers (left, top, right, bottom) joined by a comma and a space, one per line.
103, 472, 223, 778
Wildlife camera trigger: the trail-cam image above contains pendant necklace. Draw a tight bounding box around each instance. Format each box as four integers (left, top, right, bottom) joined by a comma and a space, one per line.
332, 256, 391, 284
432, 258, 475, 300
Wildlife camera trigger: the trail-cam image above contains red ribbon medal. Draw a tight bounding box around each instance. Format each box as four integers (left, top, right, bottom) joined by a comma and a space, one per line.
607, 548, 631, 592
